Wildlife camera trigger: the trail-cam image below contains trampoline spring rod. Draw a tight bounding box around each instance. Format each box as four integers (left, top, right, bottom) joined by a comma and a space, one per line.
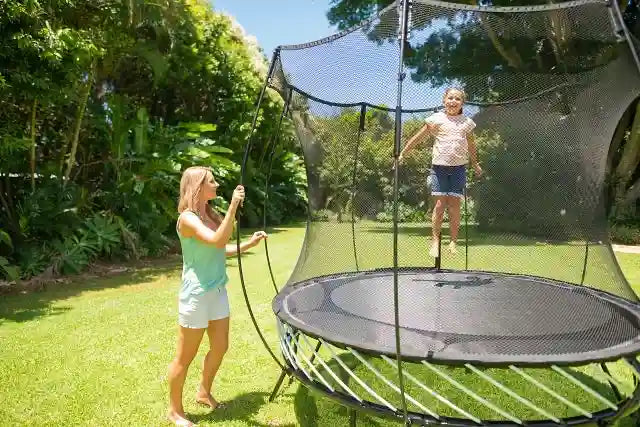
291, 336, 335, 393
597, 363, 626, 393
421, 361, 522, 424
551, 365, 618, 410
464, 363, 560, 423
299, 335, 363, 403
381, 355, 481, 424
349, 348, 439, 419
509, 365, 592, 418
284, 337, 313, 382
622, 358, 640, 381
280, 338, 299, 372
321, 339, 397, 412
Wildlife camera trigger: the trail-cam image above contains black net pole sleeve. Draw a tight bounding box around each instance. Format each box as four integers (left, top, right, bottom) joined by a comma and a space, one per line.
236, 48, 285, 370
263, 88, 293, 294
392, 0, 410, 423
350, 104, 367, 273
612, 0, 640, 73
464, 188, 469, 271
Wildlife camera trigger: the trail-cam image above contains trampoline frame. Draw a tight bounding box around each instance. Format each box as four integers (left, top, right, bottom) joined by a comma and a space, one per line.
234, 0, 640, 425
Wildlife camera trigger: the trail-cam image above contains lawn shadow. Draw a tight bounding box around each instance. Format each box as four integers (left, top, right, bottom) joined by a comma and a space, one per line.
187, 391, 296, 427
0, 257, 182, 324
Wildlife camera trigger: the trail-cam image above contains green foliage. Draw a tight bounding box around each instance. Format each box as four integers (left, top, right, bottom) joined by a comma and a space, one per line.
0, 256, 20, 281
0, 0, 307, 280
610, 224, 640, 245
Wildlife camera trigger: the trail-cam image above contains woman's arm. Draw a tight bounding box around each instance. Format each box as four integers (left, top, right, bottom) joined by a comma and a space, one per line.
225, 231, 268, 256
179, 186, 245, 248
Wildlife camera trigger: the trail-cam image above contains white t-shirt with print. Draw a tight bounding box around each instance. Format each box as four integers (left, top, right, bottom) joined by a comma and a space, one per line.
425, 111, 476, 166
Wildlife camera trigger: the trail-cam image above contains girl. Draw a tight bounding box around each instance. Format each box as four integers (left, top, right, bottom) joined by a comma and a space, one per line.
399, 88, 482, 257
167, 166, 267, 427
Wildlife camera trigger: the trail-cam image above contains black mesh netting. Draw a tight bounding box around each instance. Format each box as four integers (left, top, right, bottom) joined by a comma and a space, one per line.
264, 0, 640, 363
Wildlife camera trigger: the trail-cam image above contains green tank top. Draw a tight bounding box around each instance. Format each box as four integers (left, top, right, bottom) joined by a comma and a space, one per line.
177, 211, 228, 299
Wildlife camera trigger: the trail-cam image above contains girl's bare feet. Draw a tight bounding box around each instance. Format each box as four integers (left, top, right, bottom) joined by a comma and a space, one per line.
195, 392, 222, 410
167, 410, 195, 426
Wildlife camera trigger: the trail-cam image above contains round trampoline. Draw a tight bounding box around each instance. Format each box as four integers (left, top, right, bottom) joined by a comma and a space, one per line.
235, 0, 640, 425
274, 269, 640, 365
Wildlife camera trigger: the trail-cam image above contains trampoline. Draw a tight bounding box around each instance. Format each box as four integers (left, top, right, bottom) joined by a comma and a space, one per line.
235, 0, 640, 425
273, 269, 640, 365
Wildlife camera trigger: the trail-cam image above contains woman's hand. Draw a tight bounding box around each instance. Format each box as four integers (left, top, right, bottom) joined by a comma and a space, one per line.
474, 164, 483, 177
250, 231, 268, 246
231, 185, 245, 206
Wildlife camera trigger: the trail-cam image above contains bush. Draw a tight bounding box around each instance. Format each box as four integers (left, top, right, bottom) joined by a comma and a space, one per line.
610, 224, 640, 245
376, 201, 428, 223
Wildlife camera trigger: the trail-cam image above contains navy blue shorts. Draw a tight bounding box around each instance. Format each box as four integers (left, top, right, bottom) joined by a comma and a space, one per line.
429, 165, 466, 198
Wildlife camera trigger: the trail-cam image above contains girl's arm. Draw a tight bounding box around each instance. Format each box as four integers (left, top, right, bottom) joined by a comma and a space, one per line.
179, 186, 245, 248
225, 231, 268, 256
399, 123, 435, 160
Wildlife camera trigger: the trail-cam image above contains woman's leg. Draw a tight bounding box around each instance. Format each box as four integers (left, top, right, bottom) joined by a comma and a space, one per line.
446, 195, 461, 253
196, 317, 230, 409
168, 326, 206, 425
430, 196, 447, 257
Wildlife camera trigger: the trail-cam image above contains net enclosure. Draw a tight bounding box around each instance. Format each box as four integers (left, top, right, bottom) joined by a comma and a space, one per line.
237, 0, 640, 425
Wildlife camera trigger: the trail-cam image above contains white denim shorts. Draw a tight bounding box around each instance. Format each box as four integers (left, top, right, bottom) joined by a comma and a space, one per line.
178, 286, 230, 329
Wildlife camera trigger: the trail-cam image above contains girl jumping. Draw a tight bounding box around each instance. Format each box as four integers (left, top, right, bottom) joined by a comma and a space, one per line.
399, 88, 482, 257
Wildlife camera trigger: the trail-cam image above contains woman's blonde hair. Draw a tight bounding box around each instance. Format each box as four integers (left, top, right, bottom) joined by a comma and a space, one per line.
178, 166, 222, 227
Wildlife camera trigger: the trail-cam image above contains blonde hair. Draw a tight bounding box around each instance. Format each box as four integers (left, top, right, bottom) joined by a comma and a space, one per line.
443, 87, 466, 115
178, 166, 222, 227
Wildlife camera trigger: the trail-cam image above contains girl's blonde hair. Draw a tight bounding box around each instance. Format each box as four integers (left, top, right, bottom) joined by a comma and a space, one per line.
443, 87, 466, 114
178, 166, 222, 227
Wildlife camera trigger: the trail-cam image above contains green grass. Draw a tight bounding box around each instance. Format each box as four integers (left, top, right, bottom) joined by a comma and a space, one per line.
0, 224, 638, 426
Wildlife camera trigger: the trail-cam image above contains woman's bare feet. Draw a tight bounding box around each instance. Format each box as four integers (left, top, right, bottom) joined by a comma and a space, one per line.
167, 410, 195, 426
195, 392, 222, 410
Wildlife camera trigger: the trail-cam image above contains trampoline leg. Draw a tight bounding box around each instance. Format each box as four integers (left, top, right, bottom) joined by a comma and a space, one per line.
349, 409, 357, 427
269, 369, 288, 402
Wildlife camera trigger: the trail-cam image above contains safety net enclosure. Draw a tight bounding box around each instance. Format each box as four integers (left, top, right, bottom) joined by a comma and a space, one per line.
237, 0, 640, 425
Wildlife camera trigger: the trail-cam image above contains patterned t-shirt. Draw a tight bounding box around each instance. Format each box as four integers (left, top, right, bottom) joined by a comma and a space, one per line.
425, 111, 476, 166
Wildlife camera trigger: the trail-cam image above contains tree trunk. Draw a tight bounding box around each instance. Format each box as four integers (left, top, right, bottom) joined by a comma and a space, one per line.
623, 174, 640, 206
29, 98, 38, 192
615, 101, 640, 197
478, 14, 524, 69
63, 68, 94, 185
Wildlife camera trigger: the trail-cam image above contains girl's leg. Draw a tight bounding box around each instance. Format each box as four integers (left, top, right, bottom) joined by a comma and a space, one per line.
430, 196, 447, 257
447, 195, 462, 253
197, 317, 230, 409
168, 326, 206, 426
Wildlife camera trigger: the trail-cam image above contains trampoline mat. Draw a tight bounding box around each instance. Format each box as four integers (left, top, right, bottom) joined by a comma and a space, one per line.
273, 270, 640, 364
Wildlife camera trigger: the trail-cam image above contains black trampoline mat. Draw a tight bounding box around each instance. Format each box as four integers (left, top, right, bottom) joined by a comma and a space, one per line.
273, 269, 640, 364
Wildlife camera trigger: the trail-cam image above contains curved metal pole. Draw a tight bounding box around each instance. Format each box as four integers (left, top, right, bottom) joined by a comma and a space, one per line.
263, 88, 293, 294
350, 104, 366, 272
392, 0, 411, 423
236, 48, 285, 370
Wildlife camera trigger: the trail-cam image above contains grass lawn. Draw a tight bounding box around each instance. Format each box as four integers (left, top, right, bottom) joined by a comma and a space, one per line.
0, 224, 639, 426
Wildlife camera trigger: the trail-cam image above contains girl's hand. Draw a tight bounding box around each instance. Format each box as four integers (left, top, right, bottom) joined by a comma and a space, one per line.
474, 164, 483, 177
231, 185, 245, 206
250, 231, 268, 246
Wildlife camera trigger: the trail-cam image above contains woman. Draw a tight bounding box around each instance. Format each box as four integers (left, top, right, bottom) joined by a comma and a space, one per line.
168, 166, 267, 426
